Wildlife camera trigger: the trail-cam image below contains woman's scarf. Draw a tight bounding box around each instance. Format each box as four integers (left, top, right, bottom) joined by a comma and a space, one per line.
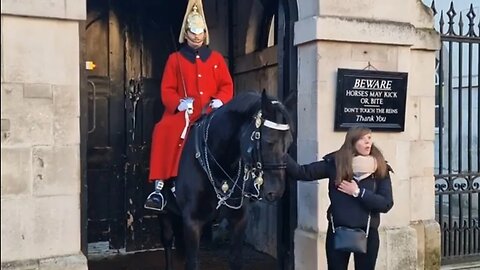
352, 155, 377, 181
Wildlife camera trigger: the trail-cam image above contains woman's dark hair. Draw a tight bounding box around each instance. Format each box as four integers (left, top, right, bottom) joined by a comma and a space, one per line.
334, 126, 388, 185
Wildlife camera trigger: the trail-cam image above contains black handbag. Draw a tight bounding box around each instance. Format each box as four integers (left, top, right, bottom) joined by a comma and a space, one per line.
330, 214, 370, 254
330, 180, 375, 254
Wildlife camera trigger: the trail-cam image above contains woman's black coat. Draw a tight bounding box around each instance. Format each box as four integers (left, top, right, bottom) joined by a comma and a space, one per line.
286, 152, 394, 229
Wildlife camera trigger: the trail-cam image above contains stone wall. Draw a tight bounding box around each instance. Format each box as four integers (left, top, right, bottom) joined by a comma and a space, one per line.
293, 0, 441, 269
1, 0, 87, 269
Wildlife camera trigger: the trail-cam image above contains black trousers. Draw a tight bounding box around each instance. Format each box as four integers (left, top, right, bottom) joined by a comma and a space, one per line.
326, 225, 380, 270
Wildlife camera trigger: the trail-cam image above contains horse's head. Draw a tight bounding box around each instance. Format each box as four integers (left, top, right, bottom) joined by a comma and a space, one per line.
241, 91, 294, 202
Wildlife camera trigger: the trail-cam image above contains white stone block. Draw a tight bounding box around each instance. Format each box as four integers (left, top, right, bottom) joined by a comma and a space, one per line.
1, 259, 39, 270
65, 0, 87, 21
319, 0, 411, 24
410, 177, 436, 221
1, 197, 36, 262
405, 95, 421, 141
2, 16, 79, 85
1, 83, 23, 115
1, 0, 86, 20
24, 84, 53, 99
409, 141, 435, 178
1, 147, 32, 196
1, 118, 10, 131
297, 181, 321, 231
53, 85, 80, 117
412, 0, 436, 29
1, 196, 82, 262
297, 139, 320, 163
1, 97, 54, 146
376, 228, 389, 269
394, 140, 411, 181
382, 178, 411, 227
420, 96, 436, 141
385, 226, 418, 270
1, 83, 55, 147
351, 44, 393, 63
32, 146, 80, 196
39, 254, 87, 270
409, 51, 437, 97
33, 196, 81, 259
294, 229, 326, 270
397, 47, 411, 72
317, 129, 343, 157
295, 16, 416, 47
53, 116, 80, 145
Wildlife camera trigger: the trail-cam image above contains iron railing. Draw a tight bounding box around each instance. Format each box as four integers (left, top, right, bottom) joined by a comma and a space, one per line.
432, 0, 480, 264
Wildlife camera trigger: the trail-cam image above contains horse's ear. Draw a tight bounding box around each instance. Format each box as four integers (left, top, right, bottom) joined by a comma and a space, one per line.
261, 89, 274, 116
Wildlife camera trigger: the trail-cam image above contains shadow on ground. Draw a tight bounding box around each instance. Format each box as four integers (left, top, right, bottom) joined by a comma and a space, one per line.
88, 244, 276, 270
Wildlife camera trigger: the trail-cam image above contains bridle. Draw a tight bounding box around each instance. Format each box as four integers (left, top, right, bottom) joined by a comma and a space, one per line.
243, 109, 290, 172
194, 102, 291, 209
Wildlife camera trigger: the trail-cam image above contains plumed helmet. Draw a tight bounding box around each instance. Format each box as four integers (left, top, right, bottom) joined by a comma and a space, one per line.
179, 0, 209, 45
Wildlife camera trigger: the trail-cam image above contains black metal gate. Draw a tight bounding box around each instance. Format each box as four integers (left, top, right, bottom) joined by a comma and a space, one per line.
431, 0, 480, 264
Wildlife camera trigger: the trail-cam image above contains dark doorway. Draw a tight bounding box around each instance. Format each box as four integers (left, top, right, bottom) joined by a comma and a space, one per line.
84, 0, 184, 252
82, 0, 298, 268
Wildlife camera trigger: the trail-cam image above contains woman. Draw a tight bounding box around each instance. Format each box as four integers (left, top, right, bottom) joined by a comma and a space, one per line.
286, 126, 394, 270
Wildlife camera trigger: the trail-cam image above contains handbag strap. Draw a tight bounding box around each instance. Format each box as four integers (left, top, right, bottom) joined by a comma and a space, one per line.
330, 214, 371, 238
330, 179, 377, 238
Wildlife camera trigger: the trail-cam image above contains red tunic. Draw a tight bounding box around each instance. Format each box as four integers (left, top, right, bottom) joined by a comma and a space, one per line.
149, 46, 233, 181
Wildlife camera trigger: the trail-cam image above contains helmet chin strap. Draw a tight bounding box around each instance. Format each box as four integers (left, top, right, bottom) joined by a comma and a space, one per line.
185, 32, 205, 49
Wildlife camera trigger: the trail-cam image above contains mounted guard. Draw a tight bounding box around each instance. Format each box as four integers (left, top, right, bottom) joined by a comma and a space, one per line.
144, 0, 234, 211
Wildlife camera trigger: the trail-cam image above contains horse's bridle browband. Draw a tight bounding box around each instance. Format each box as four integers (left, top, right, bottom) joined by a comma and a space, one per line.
193, 104, 291, 209
247, 110, 290, 171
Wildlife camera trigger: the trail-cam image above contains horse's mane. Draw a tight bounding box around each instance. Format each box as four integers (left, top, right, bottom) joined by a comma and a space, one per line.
222, 90, 294, 130
223, 91, 262, 116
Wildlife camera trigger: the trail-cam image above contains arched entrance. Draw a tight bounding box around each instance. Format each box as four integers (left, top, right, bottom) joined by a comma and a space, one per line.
81, 0, 297, 269
81, 0, 298, 268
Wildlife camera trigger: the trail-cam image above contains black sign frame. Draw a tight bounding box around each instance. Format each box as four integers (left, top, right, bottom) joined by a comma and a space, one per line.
334, 68, 408, 132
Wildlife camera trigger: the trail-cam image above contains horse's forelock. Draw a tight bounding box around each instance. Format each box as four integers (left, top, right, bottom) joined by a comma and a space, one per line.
222, 91, 294, 136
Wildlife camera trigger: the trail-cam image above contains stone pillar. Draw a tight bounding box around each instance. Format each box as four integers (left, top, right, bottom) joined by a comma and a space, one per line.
1, 1, 88, 269
293, 0, 440, 269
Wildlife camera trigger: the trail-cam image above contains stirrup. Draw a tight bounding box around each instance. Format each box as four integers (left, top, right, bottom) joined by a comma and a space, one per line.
144, 191, 167, 211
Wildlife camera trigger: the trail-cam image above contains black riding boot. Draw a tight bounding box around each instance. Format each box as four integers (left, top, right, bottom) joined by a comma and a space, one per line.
144, 180, 167, 212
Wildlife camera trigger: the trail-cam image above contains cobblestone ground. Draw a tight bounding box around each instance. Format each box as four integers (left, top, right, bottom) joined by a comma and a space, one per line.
88, 245, 276, 270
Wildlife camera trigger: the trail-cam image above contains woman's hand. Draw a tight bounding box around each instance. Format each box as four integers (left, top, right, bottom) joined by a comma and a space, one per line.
338, 180, 360, 197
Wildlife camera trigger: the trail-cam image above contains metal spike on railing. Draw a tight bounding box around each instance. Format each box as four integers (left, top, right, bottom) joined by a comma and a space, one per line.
446, 1, 457, 35
431, 0, 437, 16
439, 11, 445, 35
466, 4, 477, 37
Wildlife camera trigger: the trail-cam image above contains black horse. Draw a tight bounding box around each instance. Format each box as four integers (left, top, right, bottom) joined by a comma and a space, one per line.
160, 90, 294, 270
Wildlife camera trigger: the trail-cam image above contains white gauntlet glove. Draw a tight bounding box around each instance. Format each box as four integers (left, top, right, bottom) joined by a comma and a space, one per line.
177, 100, 188, 112
210, 99, 223, 109
177, 98, 194, 114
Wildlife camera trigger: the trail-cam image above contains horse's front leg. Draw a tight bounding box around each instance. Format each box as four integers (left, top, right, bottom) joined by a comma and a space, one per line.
227, 207, 248, 270
183, 217, 203, 270
160, 213, 174, 270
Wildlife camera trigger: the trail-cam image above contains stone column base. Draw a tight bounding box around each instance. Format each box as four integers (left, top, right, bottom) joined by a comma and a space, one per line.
295, 225, 426, 270
411, 219, 441, 270
1, 253, 88, 270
